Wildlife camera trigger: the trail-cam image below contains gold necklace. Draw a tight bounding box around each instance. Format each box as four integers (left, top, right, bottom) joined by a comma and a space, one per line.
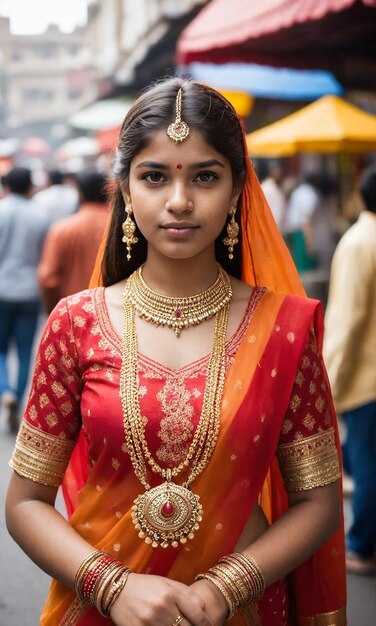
120, 269, 231, 548
126, 264, 232, 336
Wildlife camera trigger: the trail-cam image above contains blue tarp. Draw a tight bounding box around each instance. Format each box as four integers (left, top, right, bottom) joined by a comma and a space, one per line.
185, 62, 343, 100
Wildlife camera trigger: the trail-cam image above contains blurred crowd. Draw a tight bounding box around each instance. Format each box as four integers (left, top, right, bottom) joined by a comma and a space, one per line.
0, 164, 110, 432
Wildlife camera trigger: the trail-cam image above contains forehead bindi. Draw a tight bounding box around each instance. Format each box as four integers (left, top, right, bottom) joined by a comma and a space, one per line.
176, 164, 183, 170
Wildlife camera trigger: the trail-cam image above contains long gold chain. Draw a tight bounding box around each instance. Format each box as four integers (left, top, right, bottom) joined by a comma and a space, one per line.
120, 277, 230, 490
119, 267, 231, 547
126, 264, 232, 336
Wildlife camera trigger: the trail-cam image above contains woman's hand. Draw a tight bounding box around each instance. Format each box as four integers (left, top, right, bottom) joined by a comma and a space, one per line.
110, 573, 213, 626
189, 579, 228, 626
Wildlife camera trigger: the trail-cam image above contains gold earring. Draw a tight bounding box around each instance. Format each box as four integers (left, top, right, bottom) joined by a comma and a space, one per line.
122, 199, 138, 261
223, 207, 239, 261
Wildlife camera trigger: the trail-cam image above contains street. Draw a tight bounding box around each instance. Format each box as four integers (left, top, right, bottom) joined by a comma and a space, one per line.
0, 418, 375, 625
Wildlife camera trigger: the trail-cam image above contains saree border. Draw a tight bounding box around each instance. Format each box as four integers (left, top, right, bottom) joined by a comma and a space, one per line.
299, 607, 347, 625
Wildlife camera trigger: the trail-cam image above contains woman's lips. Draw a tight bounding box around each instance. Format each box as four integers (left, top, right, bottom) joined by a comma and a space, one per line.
161, 225, 199, 238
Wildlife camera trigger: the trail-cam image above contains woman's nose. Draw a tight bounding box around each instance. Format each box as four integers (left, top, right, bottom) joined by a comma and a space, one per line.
165, 183, 193, 213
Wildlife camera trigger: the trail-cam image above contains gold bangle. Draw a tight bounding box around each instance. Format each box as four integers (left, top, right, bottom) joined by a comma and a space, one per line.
196, 572, 235, 619
74, 550, 103, 604
102, 568, 132, 616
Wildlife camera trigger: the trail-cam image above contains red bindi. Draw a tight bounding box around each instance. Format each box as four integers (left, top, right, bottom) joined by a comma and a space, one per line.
176, 164, 183, 170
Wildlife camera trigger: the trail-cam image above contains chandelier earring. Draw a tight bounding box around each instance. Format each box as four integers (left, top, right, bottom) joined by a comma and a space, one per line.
223, 206, 239, 260
122, 198, 138, 261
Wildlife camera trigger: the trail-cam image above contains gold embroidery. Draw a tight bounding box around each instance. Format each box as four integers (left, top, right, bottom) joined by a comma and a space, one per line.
39, 393, 49, 409
282, 418, 293, 434
302, 413, 315, 431
73, 315, 86, 328
289, 394, 301, 412
309, 381, 316, 394
37, 371, 47, 388
52, 381, 66, 398
299, 606, 347, 625
28, 404, 38, 420
10, 420, 75, 487
315, 396, 325, 413
277, 427, 341, 491
156, 375, 195, 465
60, 401, 73, 416
45, 412, 58, 428
51, 318, 61, 333
295, 371, 304, 387
59, 597, 85, 625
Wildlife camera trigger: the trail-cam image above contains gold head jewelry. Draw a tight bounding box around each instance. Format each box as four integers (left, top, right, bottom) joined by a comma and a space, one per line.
120, 266, 231, 548
121, 199, 138, 261
127, 263, 232, 336
167, 88, 190, 143
223, 207, 239, 261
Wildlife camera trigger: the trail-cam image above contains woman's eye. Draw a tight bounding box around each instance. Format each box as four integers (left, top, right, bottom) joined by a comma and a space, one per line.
195, 171, 218, 183
143, 172, 166, 183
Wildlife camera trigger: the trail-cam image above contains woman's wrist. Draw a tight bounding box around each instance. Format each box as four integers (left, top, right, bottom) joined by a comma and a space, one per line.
74, 550, 132, 617
195, 552, 265, 619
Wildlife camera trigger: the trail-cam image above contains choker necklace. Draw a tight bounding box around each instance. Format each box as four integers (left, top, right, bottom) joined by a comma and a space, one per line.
126, 264, 232, 336
120, 267, 231, 548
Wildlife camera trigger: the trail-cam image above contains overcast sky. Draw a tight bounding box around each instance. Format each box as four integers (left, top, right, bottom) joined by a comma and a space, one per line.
0, 0, 90, 34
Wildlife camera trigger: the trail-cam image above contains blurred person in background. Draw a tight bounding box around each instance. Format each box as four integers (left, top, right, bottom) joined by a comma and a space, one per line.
34, 168, 79, 225
283, 173, 321, 272
310, 174, 338, 275
0, 166, 49, 432
38, 168, 110, 313
324, 164, 376, 575
260, 159, 286, 229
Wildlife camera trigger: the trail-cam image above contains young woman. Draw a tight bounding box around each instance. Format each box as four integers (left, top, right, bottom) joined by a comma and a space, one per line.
6, 78, 346, 626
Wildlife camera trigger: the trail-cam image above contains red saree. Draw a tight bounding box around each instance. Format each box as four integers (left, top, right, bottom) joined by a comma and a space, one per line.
10, 116, 346, 625
11, 285, 346, 625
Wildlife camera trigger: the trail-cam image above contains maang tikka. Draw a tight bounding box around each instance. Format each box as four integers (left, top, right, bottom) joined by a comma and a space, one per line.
167, 88, 190, 143
122, 198, 138, 261
223, 207, 239, 260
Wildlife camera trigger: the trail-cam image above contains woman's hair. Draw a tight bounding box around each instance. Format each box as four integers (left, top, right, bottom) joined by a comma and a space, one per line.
102, 77, 247, 286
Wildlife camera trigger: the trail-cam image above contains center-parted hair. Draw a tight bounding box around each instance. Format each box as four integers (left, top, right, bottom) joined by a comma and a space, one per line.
103, 77, 247, 286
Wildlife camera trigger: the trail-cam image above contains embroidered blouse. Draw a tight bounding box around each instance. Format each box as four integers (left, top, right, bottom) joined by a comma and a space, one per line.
10, 288, 340, 492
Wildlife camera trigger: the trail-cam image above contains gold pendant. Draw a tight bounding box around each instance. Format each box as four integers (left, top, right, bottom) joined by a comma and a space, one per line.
131, 482, 203, 548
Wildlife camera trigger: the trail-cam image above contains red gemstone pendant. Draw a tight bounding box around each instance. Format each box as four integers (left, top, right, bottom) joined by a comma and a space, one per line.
174, 310, 182, 319
161, 501, 174, 517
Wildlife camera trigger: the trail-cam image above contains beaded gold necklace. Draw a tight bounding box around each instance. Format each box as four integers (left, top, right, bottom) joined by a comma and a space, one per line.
127, 264, 232, 336
120, 267, 231, 548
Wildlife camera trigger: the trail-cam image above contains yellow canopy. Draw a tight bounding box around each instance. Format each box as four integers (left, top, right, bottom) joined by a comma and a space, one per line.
247, 95, 376, 156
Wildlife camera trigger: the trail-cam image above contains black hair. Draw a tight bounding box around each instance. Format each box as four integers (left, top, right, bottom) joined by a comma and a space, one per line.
359, 165, 376, 214
48, 169, 64, 185
75, 168, 108, 204
103, 77, 247, 286
6, 167, 32, 196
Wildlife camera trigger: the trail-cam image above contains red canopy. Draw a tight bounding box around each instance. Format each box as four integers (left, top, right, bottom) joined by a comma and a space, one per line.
177, 0, 376, 89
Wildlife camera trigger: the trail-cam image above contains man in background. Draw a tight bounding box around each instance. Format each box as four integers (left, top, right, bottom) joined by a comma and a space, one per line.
324, 165, 376, 575
38, 168, 109, 313
33, 168, 78, 225
0, 167, 48, 432
260, 159, 286, 229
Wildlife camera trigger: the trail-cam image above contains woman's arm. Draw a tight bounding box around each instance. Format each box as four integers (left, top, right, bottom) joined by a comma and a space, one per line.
191, 481, 340, 624
6, 473, 212, 626
242, 481, 340, 584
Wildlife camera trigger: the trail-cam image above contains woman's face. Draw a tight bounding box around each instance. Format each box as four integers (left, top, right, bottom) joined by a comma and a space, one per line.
126, 129, 239, 262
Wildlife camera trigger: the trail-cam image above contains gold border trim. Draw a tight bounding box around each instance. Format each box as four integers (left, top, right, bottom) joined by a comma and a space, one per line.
277, 428, 341, 491
299, 606, 347, 625
9, 420, 75, 487
59, 597, 85, 625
